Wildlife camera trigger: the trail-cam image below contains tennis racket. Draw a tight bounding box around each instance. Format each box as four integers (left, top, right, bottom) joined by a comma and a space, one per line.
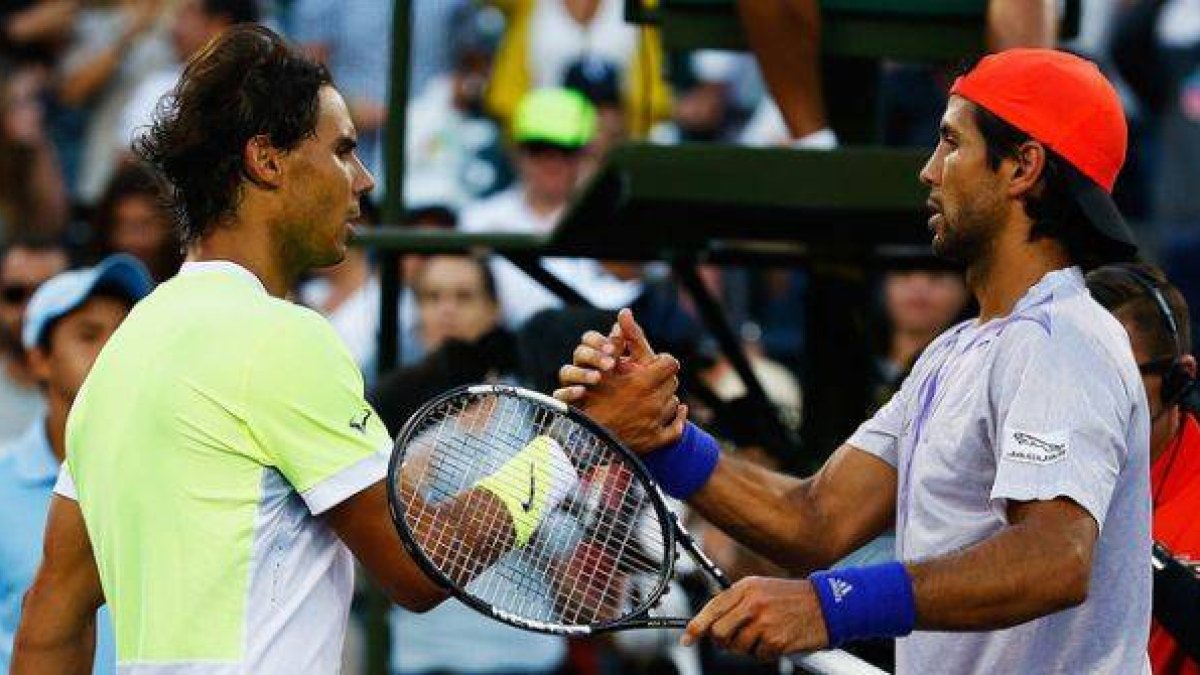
386, 384, 886, 675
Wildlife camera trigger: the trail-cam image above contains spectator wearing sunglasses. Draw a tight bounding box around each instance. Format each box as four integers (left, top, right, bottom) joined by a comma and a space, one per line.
0, 254, 152, 674
460, 88, 642, 328
0, 234, 67, 442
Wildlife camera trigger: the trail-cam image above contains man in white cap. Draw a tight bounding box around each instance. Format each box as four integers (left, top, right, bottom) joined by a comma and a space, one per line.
0, 253, 153, 675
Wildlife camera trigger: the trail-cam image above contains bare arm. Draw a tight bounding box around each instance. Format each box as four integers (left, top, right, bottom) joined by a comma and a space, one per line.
556, 310, 895, 572
57, 0, 162, 106
986, 0, 1057, 50
12, 496, 103, 675
325, 481, 448, 612
5, 0, 77, 46
911, 496, 1096, 629
689, 444, 896, 574
683, 496, 1098, 658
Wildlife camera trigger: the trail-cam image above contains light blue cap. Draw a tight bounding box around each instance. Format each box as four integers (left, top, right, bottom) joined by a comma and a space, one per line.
22, 254, 153, 350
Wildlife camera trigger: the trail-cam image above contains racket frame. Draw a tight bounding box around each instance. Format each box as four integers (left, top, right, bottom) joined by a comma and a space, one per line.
388, 383, 714, 636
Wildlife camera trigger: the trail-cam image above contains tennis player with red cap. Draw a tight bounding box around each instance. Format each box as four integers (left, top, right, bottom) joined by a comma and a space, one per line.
555, 48, 1153, 673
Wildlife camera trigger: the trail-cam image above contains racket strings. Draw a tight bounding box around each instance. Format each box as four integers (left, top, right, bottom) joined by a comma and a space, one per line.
394, 391, 671, 627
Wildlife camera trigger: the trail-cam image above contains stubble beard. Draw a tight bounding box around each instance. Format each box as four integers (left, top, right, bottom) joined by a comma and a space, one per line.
932, 198, 1004, 271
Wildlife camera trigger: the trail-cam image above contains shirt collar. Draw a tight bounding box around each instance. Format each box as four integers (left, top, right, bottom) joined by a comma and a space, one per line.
1012, 266, 1085, 313
11, 417, 59, 486
179, 260, 268, 295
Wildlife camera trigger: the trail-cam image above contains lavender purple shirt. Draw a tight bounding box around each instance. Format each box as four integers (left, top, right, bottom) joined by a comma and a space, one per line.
848, 267, 1152, 674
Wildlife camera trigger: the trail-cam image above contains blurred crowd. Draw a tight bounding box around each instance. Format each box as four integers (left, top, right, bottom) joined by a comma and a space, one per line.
1, 1, 1199, 674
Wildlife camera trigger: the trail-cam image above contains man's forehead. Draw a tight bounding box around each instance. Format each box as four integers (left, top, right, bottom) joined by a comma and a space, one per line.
316, 86, 356, 140
940, 95, 983, 132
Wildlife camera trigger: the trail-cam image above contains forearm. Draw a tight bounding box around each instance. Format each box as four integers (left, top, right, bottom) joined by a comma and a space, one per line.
6, 0, 76, 45
12, 585, 97, 675
690, 456, 842, 573
909, 513, 1092, 630
59, 45, 124, 106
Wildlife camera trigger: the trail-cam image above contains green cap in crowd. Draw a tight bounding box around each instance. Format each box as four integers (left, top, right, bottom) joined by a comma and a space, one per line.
512, 88, 597, 149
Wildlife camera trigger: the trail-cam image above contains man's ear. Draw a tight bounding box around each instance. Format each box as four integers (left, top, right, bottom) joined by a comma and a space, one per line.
27, 344, 51, 382
1182, 353, 1197, 380
242, 134, 284, 189
1007, 140, 1047, 200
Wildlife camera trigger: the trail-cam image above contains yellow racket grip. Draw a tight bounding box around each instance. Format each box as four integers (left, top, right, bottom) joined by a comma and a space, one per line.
474, 435, 577, 548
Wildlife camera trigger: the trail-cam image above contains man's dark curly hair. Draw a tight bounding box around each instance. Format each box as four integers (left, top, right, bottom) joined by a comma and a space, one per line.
134, 25, 332, 245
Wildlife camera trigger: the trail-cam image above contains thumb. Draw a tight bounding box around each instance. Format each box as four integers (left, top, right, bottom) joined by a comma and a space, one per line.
617, 308, 654, 363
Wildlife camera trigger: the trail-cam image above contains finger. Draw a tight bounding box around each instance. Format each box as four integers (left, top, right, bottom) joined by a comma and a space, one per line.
552, 386, 587, 403
572, 344, 615, 371
581, 330, 615, 355
618, 309, 655, 362
656, 404, 688, 448
644, 353, 681, 385
559, 364, 602, 387
707, 600, 756, 651
658, 396, 680, 427
729, 621, 764, 656
682, 583, 740, 646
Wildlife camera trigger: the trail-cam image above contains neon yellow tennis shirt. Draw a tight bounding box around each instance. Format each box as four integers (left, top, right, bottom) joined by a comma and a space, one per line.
55, 261, 393, 673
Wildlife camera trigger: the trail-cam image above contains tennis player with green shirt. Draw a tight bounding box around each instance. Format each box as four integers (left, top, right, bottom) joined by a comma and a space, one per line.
12, 25, 681, 674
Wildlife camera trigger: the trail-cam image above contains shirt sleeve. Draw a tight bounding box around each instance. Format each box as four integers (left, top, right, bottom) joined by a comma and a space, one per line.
244, 310, 393, 515
846, 368, 920, 468
54, 463, 78, 501
988, 326, 1133, 531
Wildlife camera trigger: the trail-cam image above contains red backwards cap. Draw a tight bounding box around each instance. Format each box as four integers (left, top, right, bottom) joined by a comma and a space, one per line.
950, 48, 1125, 193
949, 48, 1138, 258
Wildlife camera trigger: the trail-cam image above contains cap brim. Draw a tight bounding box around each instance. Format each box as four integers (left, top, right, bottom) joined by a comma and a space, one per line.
1061, 162, 1139, 260
93, 254, 154, 302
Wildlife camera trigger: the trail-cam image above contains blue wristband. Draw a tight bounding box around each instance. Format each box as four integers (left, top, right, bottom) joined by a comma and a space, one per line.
640, 422, 720, 499
809, 562, 916, 647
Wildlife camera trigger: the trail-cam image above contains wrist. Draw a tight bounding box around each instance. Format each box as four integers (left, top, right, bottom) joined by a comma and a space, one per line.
809, 561, 916, 647
639, 422, 719, 500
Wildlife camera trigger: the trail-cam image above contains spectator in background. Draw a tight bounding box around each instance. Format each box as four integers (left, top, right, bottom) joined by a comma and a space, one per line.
121, 0, 260, 151
90, 162, 179, 282
57, 0, 171, 204
292, 0, 391, 194
409, 0, 475, 99
1087, 263, 1200, 675
461, 88, 641, 327
0, 254, 152, 675
0, 0, 76, 65
372, 253, 567, 675
0, 234, 67, 442
0, 58, 68, 237
562, 55, 624, 181
738, 0, 1057, 148
405, 7, 510, 206
870, 264, 971, 409
485, 0, 670, 138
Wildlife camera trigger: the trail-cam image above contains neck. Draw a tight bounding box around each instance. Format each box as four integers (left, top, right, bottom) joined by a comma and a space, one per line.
191, 218, 294, 298
1151, 407, 1183, 464
524, 190, 565, 220
967, 228, 1071, 321
45, 394, 68, 463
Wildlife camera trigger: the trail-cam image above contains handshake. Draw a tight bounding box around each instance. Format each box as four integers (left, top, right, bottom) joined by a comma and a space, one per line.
552, 308, 688, 454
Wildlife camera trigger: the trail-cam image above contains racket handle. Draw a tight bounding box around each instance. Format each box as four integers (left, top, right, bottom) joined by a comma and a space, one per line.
789, 650, 889, 675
